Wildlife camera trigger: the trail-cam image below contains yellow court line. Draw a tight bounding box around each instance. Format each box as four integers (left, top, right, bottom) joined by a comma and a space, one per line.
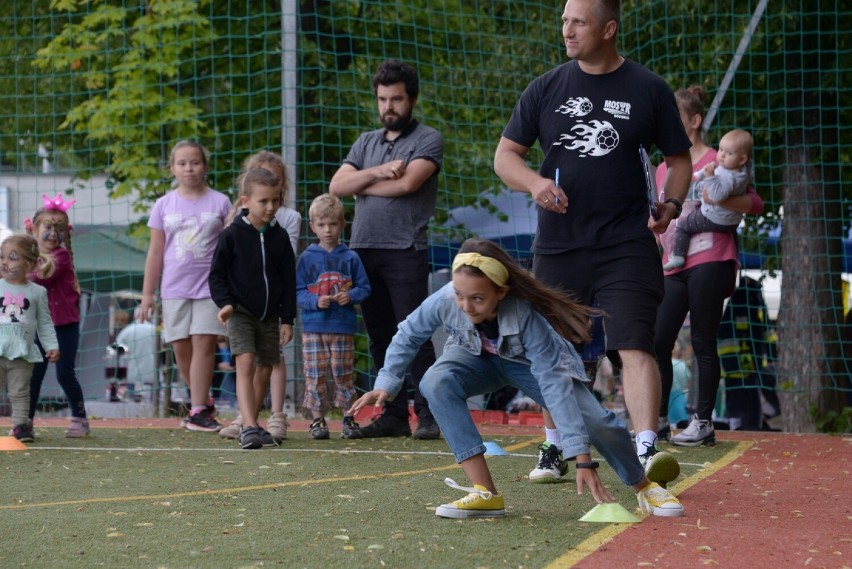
0, 463, 464, 511
544, 440, 754, 569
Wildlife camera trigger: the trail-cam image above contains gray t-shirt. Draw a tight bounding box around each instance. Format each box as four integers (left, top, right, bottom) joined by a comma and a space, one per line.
342, 119, 443, 250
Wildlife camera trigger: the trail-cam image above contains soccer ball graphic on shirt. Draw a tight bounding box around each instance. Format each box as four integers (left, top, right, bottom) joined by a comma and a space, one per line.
553, 119, 619, 157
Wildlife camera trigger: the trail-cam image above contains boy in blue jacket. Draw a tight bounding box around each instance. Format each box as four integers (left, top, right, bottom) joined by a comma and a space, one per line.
209, 168, 297, 449
297, 194, 371, 439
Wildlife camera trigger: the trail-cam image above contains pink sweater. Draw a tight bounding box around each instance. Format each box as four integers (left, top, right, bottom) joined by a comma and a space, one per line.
31, 247, 80, 326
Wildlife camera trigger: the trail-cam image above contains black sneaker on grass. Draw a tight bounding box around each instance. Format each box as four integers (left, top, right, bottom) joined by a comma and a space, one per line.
341, 416, 363, 439
413, 415, 441, 440
238, 426, 264, 450
360, 414, 411, 438
185, 409, 222, 433
310, 417, 330, 440
258, 427, 280, 446
12, 423, 34, 443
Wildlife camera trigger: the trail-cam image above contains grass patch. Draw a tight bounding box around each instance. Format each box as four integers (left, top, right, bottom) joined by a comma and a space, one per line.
1, 427, 734, 568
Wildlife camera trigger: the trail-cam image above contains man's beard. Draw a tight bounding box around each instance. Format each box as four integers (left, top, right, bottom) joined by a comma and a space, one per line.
381, 110, 412, 131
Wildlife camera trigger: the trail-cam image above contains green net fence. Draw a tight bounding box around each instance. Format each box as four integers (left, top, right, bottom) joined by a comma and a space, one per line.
0, 0, 849, 430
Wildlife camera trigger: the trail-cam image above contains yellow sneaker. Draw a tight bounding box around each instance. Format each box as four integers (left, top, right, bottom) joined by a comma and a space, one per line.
637, 482, 685, 517
435, 478, 506, 519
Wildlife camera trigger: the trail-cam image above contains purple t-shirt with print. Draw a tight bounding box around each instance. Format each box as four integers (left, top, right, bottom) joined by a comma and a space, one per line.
148, 188, 231, 300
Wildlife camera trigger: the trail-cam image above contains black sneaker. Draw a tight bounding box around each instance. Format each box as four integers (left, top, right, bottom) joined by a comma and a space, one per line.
238, 426, 264, 450
186, 410, 223, 433
341, 416, 363, 439
413, 415, 441, 440
11, 423, 34, 443
360, 414, 411, 438
258, 427, 280, 446
310, 417, 330, 440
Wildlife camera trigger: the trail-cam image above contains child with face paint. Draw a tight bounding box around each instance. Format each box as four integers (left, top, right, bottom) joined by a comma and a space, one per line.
350, 238, 685, 519
23, 194, 90, 438
0, 234, 60, 442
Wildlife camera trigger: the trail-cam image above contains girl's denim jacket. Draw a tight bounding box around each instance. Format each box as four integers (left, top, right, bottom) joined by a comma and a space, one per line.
375, 282, 592, 445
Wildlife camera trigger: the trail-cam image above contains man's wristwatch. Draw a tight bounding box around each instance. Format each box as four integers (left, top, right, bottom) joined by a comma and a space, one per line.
664, 198, 683, 219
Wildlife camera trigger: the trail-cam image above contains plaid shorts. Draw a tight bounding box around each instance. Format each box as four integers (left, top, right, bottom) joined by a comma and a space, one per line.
301, 332, 356, 413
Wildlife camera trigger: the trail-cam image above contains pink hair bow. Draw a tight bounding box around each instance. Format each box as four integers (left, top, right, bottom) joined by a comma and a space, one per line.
42, 193, 76, 213
3, 291, 25, 307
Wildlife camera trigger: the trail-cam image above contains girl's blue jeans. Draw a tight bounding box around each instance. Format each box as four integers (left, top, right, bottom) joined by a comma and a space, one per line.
419, 347, 645, 487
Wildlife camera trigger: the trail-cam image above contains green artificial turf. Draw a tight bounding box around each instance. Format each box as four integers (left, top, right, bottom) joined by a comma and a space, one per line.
1, 427, 734, 569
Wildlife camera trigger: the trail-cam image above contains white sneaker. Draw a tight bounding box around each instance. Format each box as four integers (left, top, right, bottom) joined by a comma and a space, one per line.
670, 414, 716, 447
528, 442, 570, 483
219, 415, 243, 439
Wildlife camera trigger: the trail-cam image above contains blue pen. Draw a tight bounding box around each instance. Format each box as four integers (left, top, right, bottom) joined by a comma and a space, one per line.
554, 168, 560, 205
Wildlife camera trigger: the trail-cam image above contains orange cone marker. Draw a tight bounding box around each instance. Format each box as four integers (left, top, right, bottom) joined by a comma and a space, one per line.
0, 436, 28, 451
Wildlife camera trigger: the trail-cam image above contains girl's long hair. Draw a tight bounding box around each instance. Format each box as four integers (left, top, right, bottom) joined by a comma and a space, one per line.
455, 238, 598, 343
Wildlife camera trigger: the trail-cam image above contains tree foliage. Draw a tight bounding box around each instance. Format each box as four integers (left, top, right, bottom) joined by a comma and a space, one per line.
32, 0, 215, 213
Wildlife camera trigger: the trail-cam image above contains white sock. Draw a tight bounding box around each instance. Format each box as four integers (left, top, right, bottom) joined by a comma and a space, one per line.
545, 427, 561, 450
635, 430, 657, 456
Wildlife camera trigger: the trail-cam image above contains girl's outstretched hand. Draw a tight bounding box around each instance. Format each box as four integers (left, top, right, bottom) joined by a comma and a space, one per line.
347, 389, 391, 417
576, 468, 615, 504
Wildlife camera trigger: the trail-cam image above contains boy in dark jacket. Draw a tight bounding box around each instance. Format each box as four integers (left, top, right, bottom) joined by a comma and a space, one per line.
209, 168, 297, 449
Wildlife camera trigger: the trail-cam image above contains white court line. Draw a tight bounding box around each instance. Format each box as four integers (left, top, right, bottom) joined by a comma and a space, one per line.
25, 446, 710, 468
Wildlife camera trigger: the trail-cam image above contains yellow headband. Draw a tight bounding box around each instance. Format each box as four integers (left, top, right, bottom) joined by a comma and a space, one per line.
452, 252, 509, 287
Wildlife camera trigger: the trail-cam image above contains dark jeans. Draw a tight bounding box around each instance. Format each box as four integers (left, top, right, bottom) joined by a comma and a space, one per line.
354, 247, 435, 421
654, 261, 735, 420
30, 322, 87, 419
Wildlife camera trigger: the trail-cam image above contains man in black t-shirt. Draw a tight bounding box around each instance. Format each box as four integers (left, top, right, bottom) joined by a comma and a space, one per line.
494, 0, 693, 487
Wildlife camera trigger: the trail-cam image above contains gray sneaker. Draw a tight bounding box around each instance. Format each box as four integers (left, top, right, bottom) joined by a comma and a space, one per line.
341, 416, 363, 439
310, 417, 330, 440
65, 417, 90, 438
238, 426, 264, 450
266, 412, 289, 441
670, 414, 716, 447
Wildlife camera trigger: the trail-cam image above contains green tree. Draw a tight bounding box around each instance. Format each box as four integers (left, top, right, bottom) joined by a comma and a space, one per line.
32, 0, 216, 214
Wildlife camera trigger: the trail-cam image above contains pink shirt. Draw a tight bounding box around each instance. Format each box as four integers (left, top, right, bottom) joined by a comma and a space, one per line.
148, 188, 231, 300
656, 148, 763, 280
31, 247, 80, 326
